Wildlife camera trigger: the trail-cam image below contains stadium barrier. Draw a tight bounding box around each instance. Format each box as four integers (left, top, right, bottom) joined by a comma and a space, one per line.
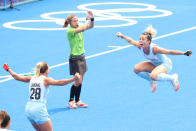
0, 0, 40, 10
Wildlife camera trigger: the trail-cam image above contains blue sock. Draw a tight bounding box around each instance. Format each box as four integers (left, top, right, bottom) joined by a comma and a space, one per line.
157, 73, 174, 81
137, 72, 151, 81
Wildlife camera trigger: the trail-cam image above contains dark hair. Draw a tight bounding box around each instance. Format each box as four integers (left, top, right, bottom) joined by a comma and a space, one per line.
0, 110, 10, 128
142, 32, 152, 42
63, 14, 76, 28
40, 62, 48, 74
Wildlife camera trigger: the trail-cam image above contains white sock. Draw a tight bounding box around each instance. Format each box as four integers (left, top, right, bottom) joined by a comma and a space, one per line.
157, 73, 175, 82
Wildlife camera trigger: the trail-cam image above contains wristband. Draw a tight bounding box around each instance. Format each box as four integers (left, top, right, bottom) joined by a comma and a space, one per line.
184, 50, 192, 56
90, 18, 94, 21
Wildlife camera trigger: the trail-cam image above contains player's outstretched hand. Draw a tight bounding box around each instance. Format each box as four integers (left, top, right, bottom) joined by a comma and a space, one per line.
116, 32, 123, 37
74, 72, 80, 80
88, 10, 94, 18
184, 50, 192, 56
3, 63, 10, 71
86, 10, 94, 20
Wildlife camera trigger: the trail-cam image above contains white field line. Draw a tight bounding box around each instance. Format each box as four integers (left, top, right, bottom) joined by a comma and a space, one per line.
153, 26, 196, 40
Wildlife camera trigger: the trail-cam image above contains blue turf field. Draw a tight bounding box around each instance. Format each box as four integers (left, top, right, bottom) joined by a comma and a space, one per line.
0, 0, 196, 130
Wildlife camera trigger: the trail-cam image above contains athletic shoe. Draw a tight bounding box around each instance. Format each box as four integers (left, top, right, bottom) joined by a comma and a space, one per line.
76, 100, 88, 108
150, 80, 157, 93
68, 100, 77, 109
171, 74, 179, 91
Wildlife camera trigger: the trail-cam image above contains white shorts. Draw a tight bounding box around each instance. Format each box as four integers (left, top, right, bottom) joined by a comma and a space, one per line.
25, 101, 50, 125
152, 58, 172, 73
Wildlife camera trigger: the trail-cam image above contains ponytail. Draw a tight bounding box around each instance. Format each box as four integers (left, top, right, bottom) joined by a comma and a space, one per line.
35, 62, 48, 77
142, 25, 157, 42
63, 14, 76, 28
63, 19, 69, 28
35, 62, 42, 77
145, 25, 157, 36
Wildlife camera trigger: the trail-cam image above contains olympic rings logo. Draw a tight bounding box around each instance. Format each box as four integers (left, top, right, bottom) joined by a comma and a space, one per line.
0, 2, 173, 83
3, 2, 172, 30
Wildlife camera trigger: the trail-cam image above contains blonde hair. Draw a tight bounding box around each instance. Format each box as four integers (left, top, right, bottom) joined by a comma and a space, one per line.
142, 25, 157, 43
35, 62, 48, 77
0, 110, 10, 128
63, 14, 76, 28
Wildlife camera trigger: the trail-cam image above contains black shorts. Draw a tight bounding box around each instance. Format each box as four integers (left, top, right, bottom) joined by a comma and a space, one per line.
69, 54, 87, 75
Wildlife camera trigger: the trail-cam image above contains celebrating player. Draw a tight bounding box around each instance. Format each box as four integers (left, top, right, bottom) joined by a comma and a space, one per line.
3, 62, 80, 131
116, 25, 192, 92
63, 11, 94, 108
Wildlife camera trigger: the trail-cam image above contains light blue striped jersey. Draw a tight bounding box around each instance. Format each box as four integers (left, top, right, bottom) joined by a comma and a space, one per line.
140, 43, 171, 65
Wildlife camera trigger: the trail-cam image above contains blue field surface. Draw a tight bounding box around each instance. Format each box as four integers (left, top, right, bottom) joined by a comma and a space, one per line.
0, 0, 196, 130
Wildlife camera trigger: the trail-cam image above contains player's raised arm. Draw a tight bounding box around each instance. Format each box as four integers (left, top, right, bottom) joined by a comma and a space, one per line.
74, 11, 94, 33
3, 63, 31, 82
85, 11, 94, 29
44, 73, 80, 86
116, 32, 140, 48
63, 11, 94, 34
153, 46, 192, 56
